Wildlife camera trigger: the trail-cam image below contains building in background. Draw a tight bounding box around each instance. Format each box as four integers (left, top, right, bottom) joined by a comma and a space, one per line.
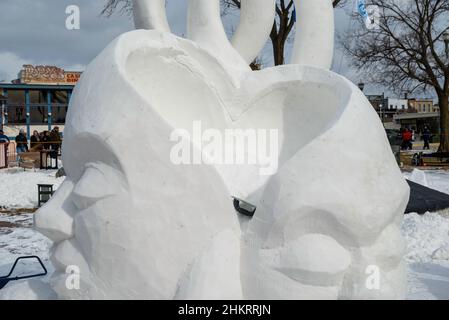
386, 98, 408, 113
393, 112, 439, 137
408, 98, 435, 113
0, 65, 81, 140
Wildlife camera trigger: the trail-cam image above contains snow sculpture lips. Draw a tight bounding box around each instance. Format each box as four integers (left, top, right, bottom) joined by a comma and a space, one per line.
34, 0, 409, 299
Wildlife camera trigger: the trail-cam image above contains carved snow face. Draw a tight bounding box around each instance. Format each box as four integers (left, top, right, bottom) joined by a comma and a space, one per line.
34, 0, 409, 299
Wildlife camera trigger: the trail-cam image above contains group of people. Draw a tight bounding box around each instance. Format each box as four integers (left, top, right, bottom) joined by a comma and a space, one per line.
29, 127, 62, 152
400, 126, 432, 150
0, 127, 62, 156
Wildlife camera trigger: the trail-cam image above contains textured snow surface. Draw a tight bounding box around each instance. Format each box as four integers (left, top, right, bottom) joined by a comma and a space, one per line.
402, 169, 449, 300
0, 168, 64, 209
1, 169, 449, 299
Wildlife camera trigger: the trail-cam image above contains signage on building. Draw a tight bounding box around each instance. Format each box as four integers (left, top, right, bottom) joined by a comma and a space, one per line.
19, 65, 82, 85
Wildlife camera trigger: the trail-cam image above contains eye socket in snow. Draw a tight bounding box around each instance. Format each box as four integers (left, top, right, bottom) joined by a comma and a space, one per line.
232, 197, 256, 217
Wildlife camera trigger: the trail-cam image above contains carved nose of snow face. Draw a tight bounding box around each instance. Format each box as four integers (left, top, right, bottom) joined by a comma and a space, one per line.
34, 180, 75, 243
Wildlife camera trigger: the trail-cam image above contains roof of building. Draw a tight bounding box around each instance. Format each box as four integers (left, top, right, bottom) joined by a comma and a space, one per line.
393, 112, 439, 120
0, 83, 75, 90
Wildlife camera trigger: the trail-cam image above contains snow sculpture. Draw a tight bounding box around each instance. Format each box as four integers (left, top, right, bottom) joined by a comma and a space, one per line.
34, 0, 409, 299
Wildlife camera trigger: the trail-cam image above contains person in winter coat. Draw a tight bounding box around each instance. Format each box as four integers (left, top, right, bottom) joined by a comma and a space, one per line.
422, 126, 431, 150
401, 128, 413, 150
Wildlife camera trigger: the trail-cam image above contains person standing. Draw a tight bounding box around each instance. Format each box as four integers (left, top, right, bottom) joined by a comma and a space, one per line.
30, 130, 41, 150
422, 126, 431, 150
49, 126, 62, 153
15, 129, 28, 160
0, 130, 10, 144
401, 128, 413, 150
41, 131, 50, 150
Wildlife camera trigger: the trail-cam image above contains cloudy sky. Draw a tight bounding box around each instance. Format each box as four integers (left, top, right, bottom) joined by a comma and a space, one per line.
0, 0, 376, 93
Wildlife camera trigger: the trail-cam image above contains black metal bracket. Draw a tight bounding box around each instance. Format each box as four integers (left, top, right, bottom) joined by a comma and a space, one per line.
0, 256, 48, 290
232, 197, 257, 217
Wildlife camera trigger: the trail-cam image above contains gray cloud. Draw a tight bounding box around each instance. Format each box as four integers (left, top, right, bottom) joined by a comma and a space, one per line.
0, 0, 375, 93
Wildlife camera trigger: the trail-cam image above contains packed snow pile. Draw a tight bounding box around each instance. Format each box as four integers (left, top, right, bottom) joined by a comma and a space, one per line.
0, 168, 65, 209
402, 211, 449, 263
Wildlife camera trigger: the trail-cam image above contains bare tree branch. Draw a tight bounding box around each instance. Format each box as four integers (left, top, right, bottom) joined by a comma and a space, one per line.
342, 0, 449, 151
103, 0, 346, 66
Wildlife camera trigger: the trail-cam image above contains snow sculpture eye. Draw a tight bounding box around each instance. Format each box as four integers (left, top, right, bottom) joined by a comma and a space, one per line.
71, 163, 123, 210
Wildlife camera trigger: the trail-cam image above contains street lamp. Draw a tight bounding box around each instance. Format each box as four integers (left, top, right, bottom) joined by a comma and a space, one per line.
358, 81, 365, 92
444, 31, 449, 58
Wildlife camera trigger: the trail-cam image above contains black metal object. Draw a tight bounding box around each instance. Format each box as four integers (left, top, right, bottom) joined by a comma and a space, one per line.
406, 179, 449, 214
0, 256, 47, 290
412, 152, 449, 166
233, 197, 256, 217
38, 184, 54, 207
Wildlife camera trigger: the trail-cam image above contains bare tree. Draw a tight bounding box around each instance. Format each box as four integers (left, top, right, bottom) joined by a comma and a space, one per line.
223, 1, 346, 65
102, 1, 346, 66
342, 0, 449, 151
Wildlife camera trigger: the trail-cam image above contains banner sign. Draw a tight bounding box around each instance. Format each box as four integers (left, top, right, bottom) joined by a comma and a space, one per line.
20, 65, 81, 85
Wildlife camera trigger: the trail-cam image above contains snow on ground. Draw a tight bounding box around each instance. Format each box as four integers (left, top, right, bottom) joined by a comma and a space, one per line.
404, 170, 449, 195
402, 211, 449, 299
0, 213, 53, 279
0, 168, 65, 209
1, 168, 449, 299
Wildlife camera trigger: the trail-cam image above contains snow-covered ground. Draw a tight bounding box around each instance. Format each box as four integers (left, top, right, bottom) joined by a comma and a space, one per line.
1, 168, 449, 299
0, 168, 62, 299
0, 168, 64, 209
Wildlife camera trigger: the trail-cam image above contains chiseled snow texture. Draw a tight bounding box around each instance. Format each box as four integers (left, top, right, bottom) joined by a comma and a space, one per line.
0, 169, 448, 299
29, 28, 408, 299
0, 168, 64, 209
33, 0, 407, 299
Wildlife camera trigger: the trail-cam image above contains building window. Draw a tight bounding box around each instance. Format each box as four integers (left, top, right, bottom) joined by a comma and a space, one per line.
6, 106, 26, 124
52, 91, 68, 105
6, 90, 25, 104
53, 106, 67, 124
30, 106, 48, 124
29, 90, 47, 104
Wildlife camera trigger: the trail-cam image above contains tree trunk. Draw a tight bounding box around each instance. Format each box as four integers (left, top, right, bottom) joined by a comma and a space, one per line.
438, 93, 449, 152
272, 39, 285, 66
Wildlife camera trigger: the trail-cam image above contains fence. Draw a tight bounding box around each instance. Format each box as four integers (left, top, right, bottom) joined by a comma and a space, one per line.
0, 142, 19, 169
0, 143, 7, 169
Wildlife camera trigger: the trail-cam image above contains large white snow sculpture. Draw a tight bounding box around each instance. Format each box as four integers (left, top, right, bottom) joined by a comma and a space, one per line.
34, 0, 409, 299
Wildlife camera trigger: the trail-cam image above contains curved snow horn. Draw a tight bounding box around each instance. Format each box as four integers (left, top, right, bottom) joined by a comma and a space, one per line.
231, 0, 276, 64
187, 0, 248, 69
290, 0, 334, 69
132, 0, 170, 32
